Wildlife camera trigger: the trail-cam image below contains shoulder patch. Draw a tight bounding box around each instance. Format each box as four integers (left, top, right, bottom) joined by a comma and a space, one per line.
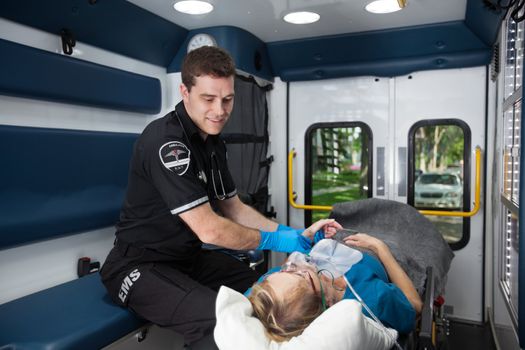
159, 141, 191, 175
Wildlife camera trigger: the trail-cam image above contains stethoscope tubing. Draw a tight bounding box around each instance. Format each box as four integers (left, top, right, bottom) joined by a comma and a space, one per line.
174, 110, 227, 200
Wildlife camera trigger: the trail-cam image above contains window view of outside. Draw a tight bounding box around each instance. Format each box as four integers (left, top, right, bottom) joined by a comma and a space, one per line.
413, 124, 465, 243
499, 12, 522, 320
310, 126, 370, 222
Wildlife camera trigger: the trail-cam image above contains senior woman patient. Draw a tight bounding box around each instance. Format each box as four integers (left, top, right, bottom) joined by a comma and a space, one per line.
247, 220, 423, 342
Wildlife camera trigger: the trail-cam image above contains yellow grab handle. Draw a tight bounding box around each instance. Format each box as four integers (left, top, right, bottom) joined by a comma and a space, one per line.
288, 149, 332, 211
287, 147, 482, 218
418, 146, 481, 217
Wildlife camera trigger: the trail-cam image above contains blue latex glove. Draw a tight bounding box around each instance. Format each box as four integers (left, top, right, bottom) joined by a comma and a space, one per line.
257, 230, 312, 253
277, 224, 296, 231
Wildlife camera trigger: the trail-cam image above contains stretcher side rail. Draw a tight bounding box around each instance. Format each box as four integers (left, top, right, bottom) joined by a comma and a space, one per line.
417, 266, 435, 349
394, 266, 435, 350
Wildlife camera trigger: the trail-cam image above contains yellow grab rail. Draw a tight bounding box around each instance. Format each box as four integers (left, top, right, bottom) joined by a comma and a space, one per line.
287, 147, 482, 217
288, 149, 332, 211
418, 146, 482, 217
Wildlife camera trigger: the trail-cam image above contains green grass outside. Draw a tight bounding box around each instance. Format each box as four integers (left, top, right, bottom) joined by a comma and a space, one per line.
311, 171, 366, 221
312, 170, 360, 188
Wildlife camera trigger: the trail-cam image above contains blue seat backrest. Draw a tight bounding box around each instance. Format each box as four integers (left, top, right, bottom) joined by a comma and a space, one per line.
0, 124, 139, 249
0, 38, 161, 114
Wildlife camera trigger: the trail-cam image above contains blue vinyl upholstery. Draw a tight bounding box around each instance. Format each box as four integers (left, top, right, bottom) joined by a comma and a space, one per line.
267, 21, 492, 81
0, 0, 187, 68
0, 38, 161, 114
0, 125, 138, 250
0, 273, 145, 350
0, 0, 505, 81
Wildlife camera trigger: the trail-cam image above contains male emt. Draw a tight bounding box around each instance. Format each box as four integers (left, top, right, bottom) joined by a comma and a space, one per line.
100, 46, 320, 346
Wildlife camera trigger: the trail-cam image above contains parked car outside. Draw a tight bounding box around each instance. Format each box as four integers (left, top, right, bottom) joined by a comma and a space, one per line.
445, 164, 463, 180
414, 172, 463, 209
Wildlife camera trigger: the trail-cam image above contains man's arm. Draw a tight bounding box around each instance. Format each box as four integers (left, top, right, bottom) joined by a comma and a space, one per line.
216, 195, 278, 232
180, 202, 261, 250
180, 201, 311, 253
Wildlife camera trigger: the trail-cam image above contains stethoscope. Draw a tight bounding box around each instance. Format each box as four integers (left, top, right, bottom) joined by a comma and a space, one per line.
174, 110, 227, 200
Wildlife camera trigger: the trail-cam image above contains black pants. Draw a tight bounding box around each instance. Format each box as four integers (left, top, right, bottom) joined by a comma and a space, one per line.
100, 247, 261, 345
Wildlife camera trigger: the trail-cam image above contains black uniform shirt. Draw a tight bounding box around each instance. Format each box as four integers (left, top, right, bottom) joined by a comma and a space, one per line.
116, 102, 237, 260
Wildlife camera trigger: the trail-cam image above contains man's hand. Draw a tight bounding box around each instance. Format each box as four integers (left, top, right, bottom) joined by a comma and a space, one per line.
257, 230, 312, 253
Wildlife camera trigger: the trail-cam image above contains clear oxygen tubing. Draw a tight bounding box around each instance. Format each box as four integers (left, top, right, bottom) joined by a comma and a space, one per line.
308, 240, 405, 349
343, 275, 403, 350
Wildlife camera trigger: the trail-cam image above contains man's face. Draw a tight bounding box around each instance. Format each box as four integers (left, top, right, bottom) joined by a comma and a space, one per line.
180, 75, 235, 139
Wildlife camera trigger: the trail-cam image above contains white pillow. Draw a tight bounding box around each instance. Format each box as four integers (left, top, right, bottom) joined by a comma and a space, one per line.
214, 286, 397, 350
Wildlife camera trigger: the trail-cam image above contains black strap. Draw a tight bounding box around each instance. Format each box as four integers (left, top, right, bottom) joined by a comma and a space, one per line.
259, 155, 274, 168
236, 74, 273, 91
60, 28, 76, 55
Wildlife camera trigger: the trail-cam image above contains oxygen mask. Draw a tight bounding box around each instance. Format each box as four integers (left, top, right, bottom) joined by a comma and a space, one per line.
281, 252, 327, 311
281, 252, 317, 273
309, 239, 363, 278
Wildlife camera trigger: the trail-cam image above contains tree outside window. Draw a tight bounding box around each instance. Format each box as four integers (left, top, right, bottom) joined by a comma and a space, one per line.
309, 126, 371, 222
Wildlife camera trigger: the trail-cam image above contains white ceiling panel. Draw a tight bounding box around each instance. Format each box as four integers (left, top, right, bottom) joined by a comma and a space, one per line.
127, 0, 467, 42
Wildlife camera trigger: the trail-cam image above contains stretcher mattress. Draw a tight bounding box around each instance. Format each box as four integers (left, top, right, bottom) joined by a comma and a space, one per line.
330, 198, 454, 295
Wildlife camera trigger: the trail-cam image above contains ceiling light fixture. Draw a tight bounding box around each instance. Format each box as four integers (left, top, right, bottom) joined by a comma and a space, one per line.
365, 0, 406, 14
283, 11, 320, 24
173, 1, 213, 15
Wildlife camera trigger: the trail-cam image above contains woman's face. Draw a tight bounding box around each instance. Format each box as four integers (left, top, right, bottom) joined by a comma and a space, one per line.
264, 253, 346, 307
265, 256, 321, 301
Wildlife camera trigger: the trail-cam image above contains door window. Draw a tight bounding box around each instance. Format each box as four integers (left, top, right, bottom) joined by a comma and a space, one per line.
305, 123, 372, 225
408, 120, 471, 248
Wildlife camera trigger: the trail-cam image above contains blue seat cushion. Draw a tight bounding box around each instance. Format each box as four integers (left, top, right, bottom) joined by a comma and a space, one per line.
0, 273, 145, 350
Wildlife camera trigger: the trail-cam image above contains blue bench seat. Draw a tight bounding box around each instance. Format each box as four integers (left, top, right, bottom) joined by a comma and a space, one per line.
0, 273, 145, 350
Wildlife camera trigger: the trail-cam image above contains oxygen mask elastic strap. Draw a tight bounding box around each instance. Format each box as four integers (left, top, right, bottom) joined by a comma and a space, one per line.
282, 251, 316, 271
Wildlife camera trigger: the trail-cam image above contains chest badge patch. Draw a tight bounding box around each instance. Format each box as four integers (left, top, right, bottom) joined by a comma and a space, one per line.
159, 141, 191, 175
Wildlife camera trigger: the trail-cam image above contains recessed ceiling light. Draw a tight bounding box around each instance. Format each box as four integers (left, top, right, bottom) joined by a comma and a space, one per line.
174, 1, 213, 15
283, 11, 320, 24
365, 0, 404, 14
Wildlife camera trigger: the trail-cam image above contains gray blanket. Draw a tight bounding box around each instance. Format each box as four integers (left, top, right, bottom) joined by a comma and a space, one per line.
329, 198, 454, 296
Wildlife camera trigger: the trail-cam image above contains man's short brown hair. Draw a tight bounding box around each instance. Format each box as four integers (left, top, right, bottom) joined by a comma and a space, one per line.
181, 46, 236, 91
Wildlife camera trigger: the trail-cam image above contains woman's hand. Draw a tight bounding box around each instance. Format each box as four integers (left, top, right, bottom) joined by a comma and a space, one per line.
301, 219, 342, 240
345, 233, 423, 314
342, 233, 388, 256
